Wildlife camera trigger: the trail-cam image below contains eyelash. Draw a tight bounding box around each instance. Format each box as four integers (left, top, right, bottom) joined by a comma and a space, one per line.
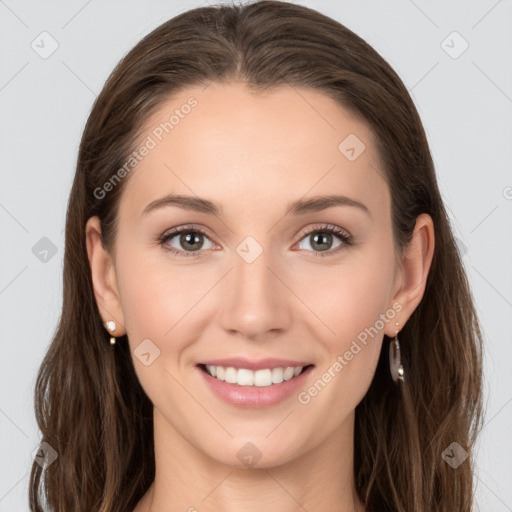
156, 223, 353, 258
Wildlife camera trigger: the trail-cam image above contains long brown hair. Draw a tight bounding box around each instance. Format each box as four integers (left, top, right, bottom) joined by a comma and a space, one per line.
29, 1, 485, 510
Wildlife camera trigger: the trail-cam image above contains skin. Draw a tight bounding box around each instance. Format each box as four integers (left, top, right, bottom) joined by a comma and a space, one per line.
86, 81, 434, 512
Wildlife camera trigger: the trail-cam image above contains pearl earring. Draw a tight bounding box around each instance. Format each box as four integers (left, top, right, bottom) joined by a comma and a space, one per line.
105, 320, 116, 345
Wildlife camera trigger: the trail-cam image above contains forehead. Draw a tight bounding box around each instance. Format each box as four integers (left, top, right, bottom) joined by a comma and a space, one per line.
118, 81, 389, 223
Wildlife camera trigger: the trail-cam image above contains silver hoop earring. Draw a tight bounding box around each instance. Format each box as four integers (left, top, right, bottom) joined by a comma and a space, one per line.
389, 323, 404, 383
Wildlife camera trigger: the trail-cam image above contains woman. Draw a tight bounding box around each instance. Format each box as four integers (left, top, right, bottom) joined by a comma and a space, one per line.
29, 1, 484, 511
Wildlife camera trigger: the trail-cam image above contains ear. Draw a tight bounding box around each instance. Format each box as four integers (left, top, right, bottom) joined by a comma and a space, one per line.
85, 216, 126, 336
385, 213, 435, 337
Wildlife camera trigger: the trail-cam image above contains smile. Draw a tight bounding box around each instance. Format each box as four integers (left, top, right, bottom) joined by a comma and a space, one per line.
200, 364, 312, 387
196, 356, 315, 408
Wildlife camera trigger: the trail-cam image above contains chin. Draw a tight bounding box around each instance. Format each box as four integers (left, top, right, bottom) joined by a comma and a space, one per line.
202, 435, 305, 470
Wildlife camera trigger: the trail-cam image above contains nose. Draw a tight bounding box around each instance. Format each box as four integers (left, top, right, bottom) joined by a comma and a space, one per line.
217, 243, 292, 340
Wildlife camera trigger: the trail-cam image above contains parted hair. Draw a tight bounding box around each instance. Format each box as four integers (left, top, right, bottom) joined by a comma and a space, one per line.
29, 2, 484, 511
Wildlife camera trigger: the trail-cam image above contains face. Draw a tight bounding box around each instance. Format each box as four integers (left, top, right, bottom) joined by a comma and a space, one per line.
94, 81, 405, 468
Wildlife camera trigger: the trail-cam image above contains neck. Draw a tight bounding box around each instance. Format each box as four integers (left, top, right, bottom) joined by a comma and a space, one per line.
138, 408, 365, 512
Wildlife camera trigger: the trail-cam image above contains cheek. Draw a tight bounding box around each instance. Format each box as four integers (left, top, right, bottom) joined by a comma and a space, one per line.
295, 251, 395, 345
114, 244, 216, 367
114, 243, 187, 343
292, 244, 396, 406
114, 249, 200, 400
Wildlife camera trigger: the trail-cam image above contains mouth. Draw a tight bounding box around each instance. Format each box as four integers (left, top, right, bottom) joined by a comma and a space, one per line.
197, 363, 315, 387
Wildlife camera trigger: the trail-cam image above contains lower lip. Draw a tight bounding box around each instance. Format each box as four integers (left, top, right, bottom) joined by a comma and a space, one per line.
197, 365, 314, 409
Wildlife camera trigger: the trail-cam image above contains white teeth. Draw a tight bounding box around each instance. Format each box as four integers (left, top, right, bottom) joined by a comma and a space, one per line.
271, 367, 284, 383
283, 367, 295, 380
237, 368, 254, 386
254, 369, 272, 387
224, 367, 237, 384
204, 364, 306, 387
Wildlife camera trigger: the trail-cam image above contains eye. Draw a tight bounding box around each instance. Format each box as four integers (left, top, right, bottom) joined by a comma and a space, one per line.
157, 223, 353, 258
296, 224, 353, 257
157, 225, 215, 257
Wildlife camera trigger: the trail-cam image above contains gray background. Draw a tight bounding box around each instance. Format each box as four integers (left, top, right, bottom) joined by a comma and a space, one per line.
1, 0, 511, 510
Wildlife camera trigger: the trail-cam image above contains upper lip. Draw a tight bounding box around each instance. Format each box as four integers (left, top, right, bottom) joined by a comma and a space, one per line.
198, 357, 313, 371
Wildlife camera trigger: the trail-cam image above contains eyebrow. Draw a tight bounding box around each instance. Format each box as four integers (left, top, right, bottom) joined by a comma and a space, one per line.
141, 193, 371, 218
